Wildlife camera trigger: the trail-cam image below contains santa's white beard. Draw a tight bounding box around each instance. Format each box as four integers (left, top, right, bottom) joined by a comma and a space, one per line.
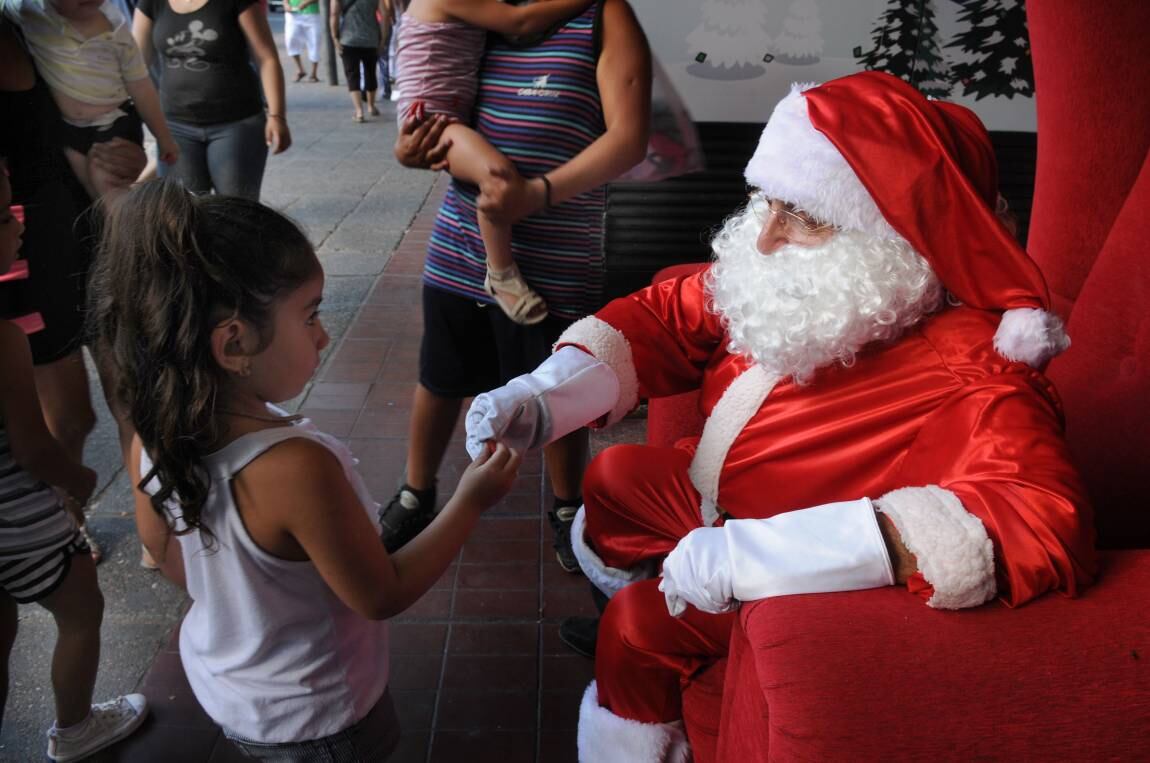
707, 207, 943, 384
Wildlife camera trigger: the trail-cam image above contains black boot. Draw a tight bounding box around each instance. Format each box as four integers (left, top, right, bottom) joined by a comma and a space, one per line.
558, 615, 599, 658
558, 582, 607, 658
548, 497, 582, 573
378, 482, 436, 552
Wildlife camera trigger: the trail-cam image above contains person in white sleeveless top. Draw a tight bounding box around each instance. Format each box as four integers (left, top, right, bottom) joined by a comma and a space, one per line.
89, 180, 522, 761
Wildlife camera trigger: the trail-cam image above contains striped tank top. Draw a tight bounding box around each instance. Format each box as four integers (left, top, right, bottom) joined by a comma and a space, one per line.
394, 16, 487, 123
0, 419, 75, 562
424, 1, 606, 320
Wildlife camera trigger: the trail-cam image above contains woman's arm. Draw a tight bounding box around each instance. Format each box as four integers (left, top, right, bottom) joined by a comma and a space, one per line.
238, 4, 292, 154
439, 0, 594, 37
131, 9, 154, 67
329, 0, 343, 54
88, 138, 148, 186
0, 322, 96, 505
128, 435, 186, 588
477, 0, 651, 222
394, 112, 454, 168
378, 0, 392, 52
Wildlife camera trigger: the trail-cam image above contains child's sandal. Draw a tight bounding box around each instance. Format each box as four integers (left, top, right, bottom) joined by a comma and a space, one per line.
484, 266, 548, 325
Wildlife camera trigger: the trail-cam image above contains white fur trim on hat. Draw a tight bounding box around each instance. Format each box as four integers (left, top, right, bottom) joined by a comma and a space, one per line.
571, 507, 657, 598
874, 486, 996, 610
557, 316, 640, 426
745, 83, 899, 240
688, 365, 779, 526
578, 681, 692, 763
993, 307, 1071, 367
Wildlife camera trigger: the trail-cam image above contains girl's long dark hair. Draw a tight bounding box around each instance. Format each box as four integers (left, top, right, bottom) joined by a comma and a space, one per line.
89, 180, 318, 540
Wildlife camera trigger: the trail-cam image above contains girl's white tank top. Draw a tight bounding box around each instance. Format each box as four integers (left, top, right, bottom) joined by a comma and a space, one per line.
141, 417, 390, 743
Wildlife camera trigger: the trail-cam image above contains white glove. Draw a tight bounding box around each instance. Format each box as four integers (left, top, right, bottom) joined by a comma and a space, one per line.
659, 498, 895, 617
464, 346, 620, 459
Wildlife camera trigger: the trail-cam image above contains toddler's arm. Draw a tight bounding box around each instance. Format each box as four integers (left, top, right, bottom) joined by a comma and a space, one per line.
440, 0, 595, 37
0, 321, 97, 505
124, 76, 179, 164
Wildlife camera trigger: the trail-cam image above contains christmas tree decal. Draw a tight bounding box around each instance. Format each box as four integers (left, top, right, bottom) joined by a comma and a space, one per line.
686, 0, 772, 81
857, 0, 952, 97
772, 0, 823, 65
948, 0, 1034, 100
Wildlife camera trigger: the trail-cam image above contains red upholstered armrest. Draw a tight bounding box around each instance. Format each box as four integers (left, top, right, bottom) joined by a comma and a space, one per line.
708, 551, 1150, 760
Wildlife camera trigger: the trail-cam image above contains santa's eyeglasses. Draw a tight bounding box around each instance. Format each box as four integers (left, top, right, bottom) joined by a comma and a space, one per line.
748, 193, 835, 242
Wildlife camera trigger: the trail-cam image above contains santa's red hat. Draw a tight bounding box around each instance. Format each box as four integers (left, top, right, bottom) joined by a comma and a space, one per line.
745, 71, 1068, 367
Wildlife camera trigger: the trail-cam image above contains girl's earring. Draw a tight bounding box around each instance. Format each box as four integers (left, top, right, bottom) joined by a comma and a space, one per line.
237, 360, 252, 378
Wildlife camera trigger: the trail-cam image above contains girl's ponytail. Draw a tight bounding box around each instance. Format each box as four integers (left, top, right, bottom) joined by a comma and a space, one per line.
89, 180, 318, 540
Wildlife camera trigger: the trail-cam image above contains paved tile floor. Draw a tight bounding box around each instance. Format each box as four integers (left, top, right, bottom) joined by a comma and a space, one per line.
97, 183, 636, 762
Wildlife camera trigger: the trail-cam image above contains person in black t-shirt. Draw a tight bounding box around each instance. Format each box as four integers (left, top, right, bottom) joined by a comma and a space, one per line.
132, 0, 290, 199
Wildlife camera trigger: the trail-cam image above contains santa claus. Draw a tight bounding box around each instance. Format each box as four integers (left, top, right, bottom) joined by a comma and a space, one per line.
464, 71, 1096, 762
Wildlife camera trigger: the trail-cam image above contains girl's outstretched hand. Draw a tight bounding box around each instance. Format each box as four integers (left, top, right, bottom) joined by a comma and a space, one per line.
455, 441, 522, 513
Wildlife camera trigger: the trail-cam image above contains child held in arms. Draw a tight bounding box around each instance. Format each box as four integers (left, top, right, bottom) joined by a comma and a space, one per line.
3, 0, 177, 199
395, 0, 595, 325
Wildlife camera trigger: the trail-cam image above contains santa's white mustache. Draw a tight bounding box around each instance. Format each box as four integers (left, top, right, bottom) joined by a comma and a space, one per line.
706, 206, 943, 384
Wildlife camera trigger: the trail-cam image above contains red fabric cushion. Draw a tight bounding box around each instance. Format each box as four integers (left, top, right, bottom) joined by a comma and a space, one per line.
710, 551, 1150, 760
1026, 1, 1150, 318
1046, 151, 1150, 546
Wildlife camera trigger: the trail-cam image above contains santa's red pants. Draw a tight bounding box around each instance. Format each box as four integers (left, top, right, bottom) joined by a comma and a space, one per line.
583, 444, 735, 723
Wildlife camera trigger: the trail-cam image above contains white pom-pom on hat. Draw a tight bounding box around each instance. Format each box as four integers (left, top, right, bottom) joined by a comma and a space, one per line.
994, 307, 1071, 368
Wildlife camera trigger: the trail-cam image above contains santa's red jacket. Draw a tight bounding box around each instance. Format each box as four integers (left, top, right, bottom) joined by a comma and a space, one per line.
557, 269, 1097, 609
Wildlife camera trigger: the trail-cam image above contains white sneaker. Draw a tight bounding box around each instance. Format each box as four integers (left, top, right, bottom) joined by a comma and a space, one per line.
46, 693, 149, 761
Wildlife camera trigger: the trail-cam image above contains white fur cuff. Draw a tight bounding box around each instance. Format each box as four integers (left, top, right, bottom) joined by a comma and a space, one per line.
571, 508, 656, 598
578, 681, 692, 763
875, 486, 996, 609
556, 316, 640, 426
993, 307, 1071, 367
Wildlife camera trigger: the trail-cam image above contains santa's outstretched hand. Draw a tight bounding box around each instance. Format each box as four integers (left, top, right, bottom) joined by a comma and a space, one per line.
464, 347, 620, 459
660, 498, 897, 617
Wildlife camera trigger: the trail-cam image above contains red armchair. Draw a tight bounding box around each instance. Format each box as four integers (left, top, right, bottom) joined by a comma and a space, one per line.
652, 5, 1150, 758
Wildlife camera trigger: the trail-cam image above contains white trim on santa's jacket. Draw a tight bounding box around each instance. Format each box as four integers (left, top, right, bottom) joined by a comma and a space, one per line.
577, 681, 692, 763
875, 485, 997, 609
556, 316, 639, 426
687, 364, 779, 526
570, 507, 656, 598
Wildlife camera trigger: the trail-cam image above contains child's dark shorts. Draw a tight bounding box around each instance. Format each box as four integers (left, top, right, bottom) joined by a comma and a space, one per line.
60, 100, 143, 155
0, 530, 89, 604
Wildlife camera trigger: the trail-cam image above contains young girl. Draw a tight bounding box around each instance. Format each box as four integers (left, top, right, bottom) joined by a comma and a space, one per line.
89, 180, 522, 759
395, 0, 594, 325
0, 165, 148, 762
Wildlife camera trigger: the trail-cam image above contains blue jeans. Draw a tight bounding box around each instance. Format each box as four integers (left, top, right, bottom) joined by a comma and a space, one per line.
224, 689, 400, 762
161, 112, 268, 199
